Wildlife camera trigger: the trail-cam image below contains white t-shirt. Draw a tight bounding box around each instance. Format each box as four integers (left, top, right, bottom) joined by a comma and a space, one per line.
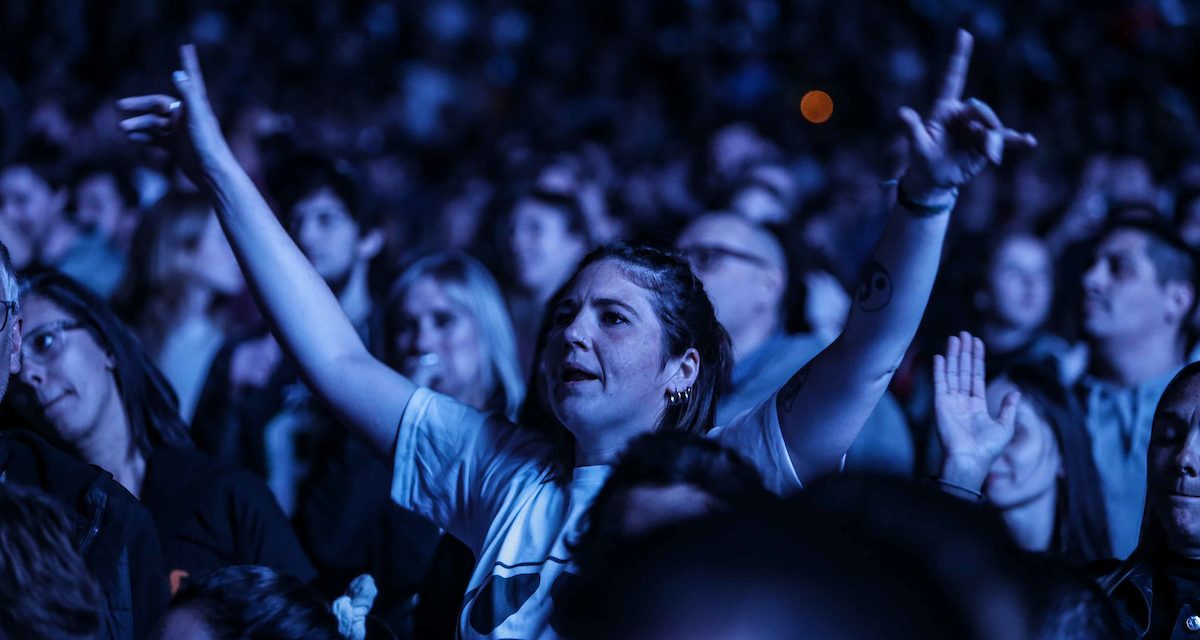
391, 387, 802, 639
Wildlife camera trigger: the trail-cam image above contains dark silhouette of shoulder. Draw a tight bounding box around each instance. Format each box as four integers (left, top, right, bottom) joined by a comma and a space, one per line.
0, 429, 169, 640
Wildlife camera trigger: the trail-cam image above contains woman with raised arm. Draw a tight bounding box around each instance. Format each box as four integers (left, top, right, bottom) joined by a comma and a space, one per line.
118, 31, 1033, 638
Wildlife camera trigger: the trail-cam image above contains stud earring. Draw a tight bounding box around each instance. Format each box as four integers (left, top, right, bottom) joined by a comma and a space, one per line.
666, 386, 693, 406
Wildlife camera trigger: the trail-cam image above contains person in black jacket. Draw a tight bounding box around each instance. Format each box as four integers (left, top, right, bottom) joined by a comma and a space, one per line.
0, 480, 104, 640
8, 271, 316, 593
1100, 361, 1200, 638
0, 429, 170, 640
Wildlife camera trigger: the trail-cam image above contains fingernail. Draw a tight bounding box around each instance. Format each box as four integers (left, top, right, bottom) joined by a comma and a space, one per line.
173, 70, 188, 83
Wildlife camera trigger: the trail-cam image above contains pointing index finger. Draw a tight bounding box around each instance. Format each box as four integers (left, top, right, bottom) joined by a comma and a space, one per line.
937, 29, 974, 104
176, 44, 209, 102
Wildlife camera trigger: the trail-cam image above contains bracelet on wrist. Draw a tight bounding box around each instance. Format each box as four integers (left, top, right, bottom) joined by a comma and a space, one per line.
928, 476, 984, 501
897, 182, 958, 217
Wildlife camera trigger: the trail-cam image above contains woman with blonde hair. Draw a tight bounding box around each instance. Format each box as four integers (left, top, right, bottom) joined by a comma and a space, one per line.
386, 251, 524, 419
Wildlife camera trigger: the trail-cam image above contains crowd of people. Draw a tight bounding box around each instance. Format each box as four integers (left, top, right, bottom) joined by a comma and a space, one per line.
3, 1, 1200, 639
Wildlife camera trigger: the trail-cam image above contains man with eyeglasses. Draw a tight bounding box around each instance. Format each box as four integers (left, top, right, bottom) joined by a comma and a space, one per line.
0, 253, 18, 399
677, 212, 914, 474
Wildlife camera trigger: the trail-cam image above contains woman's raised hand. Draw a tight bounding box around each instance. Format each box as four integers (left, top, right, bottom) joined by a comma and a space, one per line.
933, 331, 1021, 492
118, 45, 415, 459
116, 45, 234, 187
899, 30, 1037, 199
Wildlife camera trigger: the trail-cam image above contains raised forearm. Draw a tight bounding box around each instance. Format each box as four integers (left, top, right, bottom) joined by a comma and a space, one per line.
205, 156, 367, 372
778, 193, 952, 480
838, 187, 953, 381
203, 157, 413, 454
773, 30, 1035, 482
120, 46, 418, 458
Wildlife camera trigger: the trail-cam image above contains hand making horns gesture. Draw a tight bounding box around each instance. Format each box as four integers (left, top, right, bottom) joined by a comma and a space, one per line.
898, 30, 1037, 200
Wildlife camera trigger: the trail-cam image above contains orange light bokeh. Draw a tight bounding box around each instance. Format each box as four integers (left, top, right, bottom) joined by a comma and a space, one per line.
800, 90, 834, 124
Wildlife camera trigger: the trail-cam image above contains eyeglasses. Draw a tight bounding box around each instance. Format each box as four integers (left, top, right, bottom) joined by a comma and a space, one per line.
21, 320, 88, 366
679, 244, 772, 272
0, 301, 14, 333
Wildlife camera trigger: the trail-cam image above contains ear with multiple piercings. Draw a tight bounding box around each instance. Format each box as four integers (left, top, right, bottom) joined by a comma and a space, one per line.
666, 386, 692, 406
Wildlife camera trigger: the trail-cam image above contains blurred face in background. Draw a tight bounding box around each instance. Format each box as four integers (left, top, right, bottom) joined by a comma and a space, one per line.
507, 198, 586, 299
980, 235, 1053, 334
439, 178, 493, 250
0, 166, 67, 267
984, 379, 1062, 509
676, 214, 783, 353
392, 275, 487, 406
177, 214, 245, 296
289, 187, 365, 286
729, 164, 795, 225
708, 123, 774, 182
74, 172, 130, 241
1081, 228, 1181, 343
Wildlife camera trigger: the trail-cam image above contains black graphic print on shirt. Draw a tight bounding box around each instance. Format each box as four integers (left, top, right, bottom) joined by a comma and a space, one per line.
466, 556, 571, 634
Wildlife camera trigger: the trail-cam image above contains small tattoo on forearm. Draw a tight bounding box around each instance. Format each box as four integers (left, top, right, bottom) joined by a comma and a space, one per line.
780, 364, 811, 414
856, 260, 893, 312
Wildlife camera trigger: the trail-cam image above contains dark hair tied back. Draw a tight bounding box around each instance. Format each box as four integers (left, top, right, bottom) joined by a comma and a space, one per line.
519, 243, 733, 465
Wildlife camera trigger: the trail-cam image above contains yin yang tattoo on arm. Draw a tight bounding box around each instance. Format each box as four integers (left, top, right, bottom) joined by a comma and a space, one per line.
855, 260, 893, 312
